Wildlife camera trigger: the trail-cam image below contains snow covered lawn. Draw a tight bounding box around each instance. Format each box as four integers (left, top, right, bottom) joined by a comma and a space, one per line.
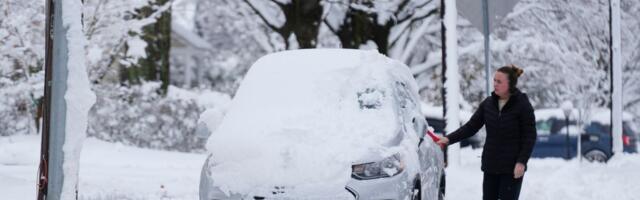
0, 135, 207, 200
1, 135, 639, 199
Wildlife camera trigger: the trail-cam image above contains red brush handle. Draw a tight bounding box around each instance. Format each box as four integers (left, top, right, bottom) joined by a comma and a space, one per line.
426, 130, 445, 148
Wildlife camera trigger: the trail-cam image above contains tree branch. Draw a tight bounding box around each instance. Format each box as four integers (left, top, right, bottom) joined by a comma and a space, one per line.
242, 0, 283, 32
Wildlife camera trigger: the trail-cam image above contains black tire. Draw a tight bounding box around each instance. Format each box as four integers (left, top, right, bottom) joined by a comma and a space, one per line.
412, 180, 421, 200
584, 149, 608, 163
438, 172, 446, 200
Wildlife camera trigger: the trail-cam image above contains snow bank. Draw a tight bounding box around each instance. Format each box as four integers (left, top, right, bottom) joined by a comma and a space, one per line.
446, 148, 640, 200
205, 49, 417, 195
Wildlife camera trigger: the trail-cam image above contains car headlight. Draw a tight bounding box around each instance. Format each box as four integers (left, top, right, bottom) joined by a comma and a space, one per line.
351, 154, 405, 180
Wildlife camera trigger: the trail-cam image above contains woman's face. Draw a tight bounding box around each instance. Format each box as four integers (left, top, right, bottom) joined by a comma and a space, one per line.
494, 72, 510, 97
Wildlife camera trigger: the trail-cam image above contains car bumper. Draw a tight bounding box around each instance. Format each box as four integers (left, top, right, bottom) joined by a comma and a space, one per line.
345, 169, 414, 200
200, 170, 415, 200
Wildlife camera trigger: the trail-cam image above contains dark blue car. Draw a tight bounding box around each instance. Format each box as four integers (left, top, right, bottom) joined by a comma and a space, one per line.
531, 109, 638, 162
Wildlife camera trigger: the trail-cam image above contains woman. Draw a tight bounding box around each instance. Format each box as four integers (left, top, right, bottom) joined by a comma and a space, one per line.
437, 65, 537, 200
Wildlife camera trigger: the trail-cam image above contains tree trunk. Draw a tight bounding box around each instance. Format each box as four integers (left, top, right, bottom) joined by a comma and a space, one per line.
122, 0, 171, 94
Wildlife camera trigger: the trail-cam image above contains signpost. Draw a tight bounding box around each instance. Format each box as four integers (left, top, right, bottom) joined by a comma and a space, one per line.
457, 0, 520, 96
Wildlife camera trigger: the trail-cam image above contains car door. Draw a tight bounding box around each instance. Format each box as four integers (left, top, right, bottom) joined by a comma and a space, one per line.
394, 80, 442, 196
533, 119, 564, 158
533, 119, 578, 159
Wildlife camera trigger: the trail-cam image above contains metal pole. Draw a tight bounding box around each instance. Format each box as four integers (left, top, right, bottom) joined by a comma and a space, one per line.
37, 0, 55, 199
565, 116, 570, 159
482, 0, 491, 97
578, 109, 582, 162
48, 0, 70, 199
440, 0, 448, 166
443, 0, 461, 166
609, 0, 623, 155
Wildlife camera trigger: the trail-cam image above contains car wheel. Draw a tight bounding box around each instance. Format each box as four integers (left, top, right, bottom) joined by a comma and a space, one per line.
584, 149, 608, 162
438, 173, 446, 200
411, 181, 421, 200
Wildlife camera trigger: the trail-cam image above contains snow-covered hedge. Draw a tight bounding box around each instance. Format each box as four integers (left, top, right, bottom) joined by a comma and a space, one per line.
88, 82, 230, 152
0, 72, 43, 136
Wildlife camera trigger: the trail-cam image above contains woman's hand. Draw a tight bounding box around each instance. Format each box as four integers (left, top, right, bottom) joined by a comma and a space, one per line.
514, 163, 525, 179
436, 136, 449, 146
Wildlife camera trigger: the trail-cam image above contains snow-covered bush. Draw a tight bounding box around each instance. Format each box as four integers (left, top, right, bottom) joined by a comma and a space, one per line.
88, 82, 230, 152
0, 71, 44, 136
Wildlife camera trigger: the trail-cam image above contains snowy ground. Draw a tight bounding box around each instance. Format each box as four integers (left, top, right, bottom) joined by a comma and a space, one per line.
447, 148, 640, 200
1, 135, 639, 200
0, 135, 206, 200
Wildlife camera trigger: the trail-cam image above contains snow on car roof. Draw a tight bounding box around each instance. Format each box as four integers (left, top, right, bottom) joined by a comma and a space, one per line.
535, 108, 633, 124
204, 49, 419, 195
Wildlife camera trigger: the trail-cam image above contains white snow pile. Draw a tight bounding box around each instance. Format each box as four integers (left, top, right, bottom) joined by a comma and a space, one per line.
204, 49, 418, 196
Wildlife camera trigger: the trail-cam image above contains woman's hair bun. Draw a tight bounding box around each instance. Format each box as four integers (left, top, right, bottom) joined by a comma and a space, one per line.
509, 64, 524, 77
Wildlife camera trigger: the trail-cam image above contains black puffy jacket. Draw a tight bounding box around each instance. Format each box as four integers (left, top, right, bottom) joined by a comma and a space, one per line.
447, 89, 537, 174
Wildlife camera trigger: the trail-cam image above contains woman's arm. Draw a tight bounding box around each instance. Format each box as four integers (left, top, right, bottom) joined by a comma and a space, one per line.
445, 100, 486, 145
516, 94, 537, 165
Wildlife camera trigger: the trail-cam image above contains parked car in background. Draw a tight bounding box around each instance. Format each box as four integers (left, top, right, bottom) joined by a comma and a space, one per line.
199, 49, 445, 200
531, 108, 637, 162
421, 103, 485, 149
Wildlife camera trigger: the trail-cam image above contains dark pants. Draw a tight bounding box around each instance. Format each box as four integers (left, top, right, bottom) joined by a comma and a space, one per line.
483, 173, 523, 200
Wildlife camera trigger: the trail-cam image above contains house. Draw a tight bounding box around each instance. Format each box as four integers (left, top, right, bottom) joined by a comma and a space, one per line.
170, 21, 212, 88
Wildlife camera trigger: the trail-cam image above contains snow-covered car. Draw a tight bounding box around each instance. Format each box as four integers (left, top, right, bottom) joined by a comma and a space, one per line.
199, 49, 445, 199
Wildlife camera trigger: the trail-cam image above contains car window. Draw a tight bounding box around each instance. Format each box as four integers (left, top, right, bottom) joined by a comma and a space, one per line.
549, 118, 577, 134
425, 117, 445, 134
627, 122, 639, 135
588, 122, 636, 136
394, 81, 416, 110
623, 122, 635, 136
585, 122, 607, 135
413, 118, 427, 138
536, 120, 552, 135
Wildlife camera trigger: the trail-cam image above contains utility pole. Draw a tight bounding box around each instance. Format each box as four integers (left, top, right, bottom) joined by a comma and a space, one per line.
610, 0, 623, 155
482, 0, 491, 97
37, 0, 95, 199
442, 0, 461, 167
37, 0, 55, 198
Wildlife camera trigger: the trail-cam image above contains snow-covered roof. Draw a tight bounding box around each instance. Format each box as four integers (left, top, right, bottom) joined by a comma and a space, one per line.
535, 108, 634, 124
205, 49, 419, 195
420, 102, 473, 121
171, 22, 211, 50
588, 108, 634, 124
535, 108, 580, 121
